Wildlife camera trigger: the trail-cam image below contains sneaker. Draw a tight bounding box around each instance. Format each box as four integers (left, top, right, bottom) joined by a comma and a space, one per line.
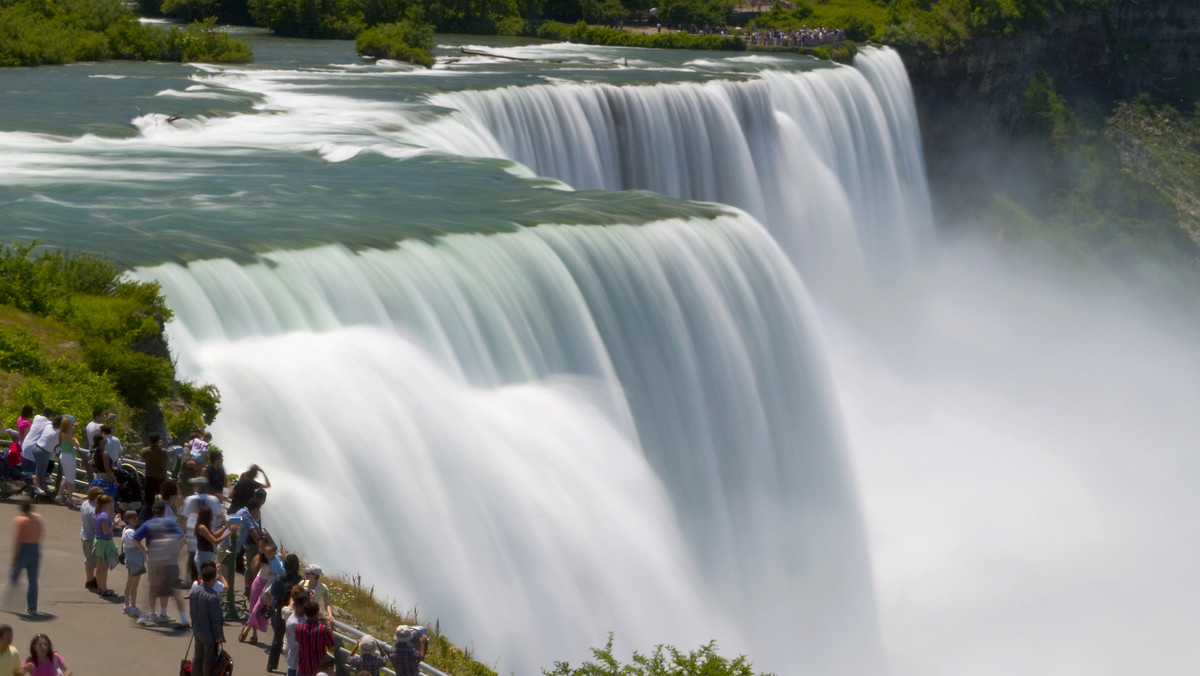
85, 579, 98, 590
156, 615, 175, 625
123, 606, 137, 616
175, 620, 191, 630
137, 613, 157, 626
30, 487, 46, 497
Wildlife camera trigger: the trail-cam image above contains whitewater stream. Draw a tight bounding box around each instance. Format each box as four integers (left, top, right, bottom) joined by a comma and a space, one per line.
2, 32, 1198, 676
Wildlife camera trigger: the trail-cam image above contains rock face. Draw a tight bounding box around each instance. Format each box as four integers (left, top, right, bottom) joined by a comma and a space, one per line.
898, 0, 1200, 193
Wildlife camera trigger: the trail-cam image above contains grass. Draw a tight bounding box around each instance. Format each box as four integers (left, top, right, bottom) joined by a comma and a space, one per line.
324, 571, 499, 676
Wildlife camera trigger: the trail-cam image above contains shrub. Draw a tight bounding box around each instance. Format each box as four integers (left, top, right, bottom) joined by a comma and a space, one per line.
249, 0, 365, 38
543, 635, 772, 676
536, 20, 745, 50
0, 331, 46, 376
356, 14, 436, 66
495, 15, 526, 34
164, 17, 254, 62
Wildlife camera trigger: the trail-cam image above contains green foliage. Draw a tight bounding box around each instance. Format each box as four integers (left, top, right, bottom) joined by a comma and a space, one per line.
537, 20, 745, 49
495, 14, 526, 33
0, 241, 220, 444
161, 0, 221, 21
747, 2, 812, 29
658, 0, 733, 27
0, 332, 46, 376
580, 0, 627, 23
356, 12, 436, 65
165, 380, 222, 441
249, 0, 365, 38
543, 635, 772, 676
0, 0, 252, 66
1017, 69, 1077, 154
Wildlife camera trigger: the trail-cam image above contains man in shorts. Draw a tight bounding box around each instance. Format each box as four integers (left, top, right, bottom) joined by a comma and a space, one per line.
132, 501, 189, 628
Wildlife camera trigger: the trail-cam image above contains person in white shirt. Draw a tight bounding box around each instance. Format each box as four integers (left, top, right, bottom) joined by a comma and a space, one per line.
85, 408, 107, 454
33, 414, 61, 491
22, 409, 50, 489
180, 477, 225, 581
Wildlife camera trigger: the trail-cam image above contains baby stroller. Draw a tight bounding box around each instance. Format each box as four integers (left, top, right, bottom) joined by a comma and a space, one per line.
1, 430, 40, 501
115, 465, 145, 512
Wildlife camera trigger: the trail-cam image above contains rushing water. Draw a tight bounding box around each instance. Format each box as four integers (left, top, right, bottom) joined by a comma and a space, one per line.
4, 31, 1197, 676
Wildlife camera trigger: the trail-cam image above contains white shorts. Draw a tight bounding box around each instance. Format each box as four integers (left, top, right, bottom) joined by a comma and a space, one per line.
59, 451, 76, 490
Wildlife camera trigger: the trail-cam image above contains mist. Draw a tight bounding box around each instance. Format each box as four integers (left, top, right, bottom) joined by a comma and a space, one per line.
817, 226, 1200, 675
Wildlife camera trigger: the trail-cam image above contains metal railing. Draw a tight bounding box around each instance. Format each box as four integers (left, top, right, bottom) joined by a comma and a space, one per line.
6, 430, 452, 675
330, 619, 451, 676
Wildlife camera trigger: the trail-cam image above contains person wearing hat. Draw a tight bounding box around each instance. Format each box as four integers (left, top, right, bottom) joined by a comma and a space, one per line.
300, 565, 335, 627
346, 635, 387, 676
389, 625, 428, 676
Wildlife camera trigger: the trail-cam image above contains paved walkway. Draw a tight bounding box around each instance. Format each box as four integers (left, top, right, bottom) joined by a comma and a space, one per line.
0, 500, 271, 675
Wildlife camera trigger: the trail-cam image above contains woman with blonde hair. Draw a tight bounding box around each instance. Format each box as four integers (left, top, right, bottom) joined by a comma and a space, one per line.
55, 416, 81, 508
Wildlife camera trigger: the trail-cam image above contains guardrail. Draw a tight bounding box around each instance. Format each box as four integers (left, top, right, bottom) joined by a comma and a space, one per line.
330, 619, 450, 676
5, 430, 452, 675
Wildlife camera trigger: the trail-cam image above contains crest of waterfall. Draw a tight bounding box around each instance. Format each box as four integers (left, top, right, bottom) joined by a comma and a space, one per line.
427, 47, 933, 286
138, 215, 880, 675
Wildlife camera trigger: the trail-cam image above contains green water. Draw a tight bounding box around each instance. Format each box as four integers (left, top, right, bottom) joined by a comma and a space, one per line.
0, 32, 828, 265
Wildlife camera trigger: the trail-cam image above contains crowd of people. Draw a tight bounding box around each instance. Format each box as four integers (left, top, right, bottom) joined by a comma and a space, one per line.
745, 26, 847, 47
3, 406, 431, 676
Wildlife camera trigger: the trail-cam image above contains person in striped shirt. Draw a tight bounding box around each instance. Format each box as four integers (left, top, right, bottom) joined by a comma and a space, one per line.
294, 600, 336, 676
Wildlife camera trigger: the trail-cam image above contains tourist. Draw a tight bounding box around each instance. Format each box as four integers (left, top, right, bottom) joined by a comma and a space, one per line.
0, 625, 20, 676
79, 486, 103, 591
140, 435, 170, 510
31, 415, 59, 497
240, 540, 282, 645
181, 433, 207, 497
11, 407, 33, 467
295, 600, 336, 676
194, 504, 230, 570
189, 562, 225, 676
229, 463, 270, 513
20, 408, 49, 489
390, 625, 429, 676
122, 510, 148, 617
54, 416, 80, 507
23, 634, 70, 676
84, 409, 111, 459
282, 585, 309, 676
160, 479, 182, 520
91, 494, 119, 597
266, 554, 303, 672
301, 564, 335, 626
315, 654, 336, 676
227, 495, 264, 604
347, 635, 388, 676
102, 425, 123, 467
182, 477, 225, 581
204, 450, 229, 500
9, 501, 42, 616
133, 500, 188, 628
91, 433, 116, 484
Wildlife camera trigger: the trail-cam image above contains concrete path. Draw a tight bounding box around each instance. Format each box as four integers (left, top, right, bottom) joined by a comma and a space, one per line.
0, 500, 271, 675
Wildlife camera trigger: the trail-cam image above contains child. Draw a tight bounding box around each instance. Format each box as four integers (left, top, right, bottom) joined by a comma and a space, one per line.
121, 511, 148, 617
91, 495, 119, 597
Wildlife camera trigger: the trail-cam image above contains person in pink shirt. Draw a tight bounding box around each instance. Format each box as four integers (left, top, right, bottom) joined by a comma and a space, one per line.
23, 634, 70, 676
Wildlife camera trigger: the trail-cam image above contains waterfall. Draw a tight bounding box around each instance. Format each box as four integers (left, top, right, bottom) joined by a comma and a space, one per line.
138, 215, 880, 675
427, 47, 933, 284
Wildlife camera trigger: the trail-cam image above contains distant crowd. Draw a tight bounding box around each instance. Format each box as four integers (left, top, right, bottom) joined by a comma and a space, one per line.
3, 406, 429, 676
746, 27, 847, 47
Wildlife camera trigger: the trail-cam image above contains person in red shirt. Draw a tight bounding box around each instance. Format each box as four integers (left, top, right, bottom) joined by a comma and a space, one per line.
10, 502, 43, 616
294, 600, 336, 676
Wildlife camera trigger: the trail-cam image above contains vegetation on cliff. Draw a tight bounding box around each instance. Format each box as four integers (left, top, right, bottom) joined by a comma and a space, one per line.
976, 72, 1200, 289
543, 635, 773, 676
535, 20, 744, 48
0, 242, 219, 443
0, 0, 252, 66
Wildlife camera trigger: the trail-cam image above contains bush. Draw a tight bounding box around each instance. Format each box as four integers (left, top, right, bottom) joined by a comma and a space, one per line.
543, 635, 772, 676
536, 20, 745, 49
0, 331, 46, 376
161, 0, 222, 21
165, 380, 222, 441
495, 15, 527, 34
0, 0, 252, 66
356, 14, 436, 66
164, 17, 254, 62
249, 0, 365, 38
